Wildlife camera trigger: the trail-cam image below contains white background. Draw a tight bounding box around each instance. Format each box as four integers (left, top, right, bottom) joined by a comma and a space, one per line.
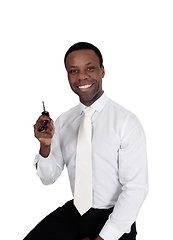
0, 1, 173, 239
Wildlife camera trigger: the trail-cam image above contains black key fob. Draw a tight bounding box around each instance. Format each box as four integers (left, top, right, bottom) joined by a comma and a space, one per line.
38, 101, 49, 132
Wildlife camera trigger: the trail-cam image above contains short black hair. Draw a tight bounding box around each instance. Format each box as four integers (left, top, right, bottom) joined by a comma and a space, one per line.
64, 42, 103, 69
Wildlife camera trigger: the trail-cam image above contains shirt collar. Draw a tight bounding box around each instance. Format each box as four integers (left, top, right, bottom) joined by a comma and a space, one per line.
78, 92, 108, 114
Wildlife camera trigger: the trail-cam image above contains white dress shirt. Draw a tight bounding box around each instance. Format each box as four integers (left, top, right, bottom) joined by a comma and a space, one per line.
34, 93, 148, 240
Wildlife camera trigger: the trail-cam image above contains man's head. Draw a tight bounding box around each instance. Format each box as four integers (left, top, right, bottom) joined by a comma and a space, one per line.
64, 42, 103, 69
64, 42, 105, 106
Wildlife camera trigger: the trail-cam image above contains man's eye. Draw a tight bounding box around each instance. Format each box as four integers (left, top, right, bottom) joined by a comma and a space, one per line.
70, 70, 78, 74
87, 67, 94, 71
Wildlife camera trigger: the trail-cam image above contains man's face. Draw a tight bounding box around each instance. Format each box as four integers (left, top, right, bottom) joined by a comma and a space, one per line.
66, 49, 105, 106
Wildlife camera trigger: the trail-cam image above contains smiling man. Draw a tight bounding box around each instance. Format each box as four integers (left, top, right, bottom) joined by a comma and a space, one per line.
65, 48, 105, 107
24, 42, 148, 240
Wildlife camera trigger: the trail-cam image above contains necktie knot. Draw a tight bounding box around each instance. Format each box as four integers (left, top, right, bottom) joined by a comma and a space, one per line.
84, 107, 95, 118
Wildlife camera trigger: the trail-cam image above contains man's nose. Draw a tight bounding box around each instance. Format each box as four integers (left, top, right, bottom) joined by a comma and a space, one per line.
78, 70, 89, 81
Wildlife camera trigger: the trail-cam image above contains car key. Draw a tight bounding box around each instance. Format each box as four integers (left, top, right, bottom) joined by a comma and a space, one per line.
38, 101, 49, 132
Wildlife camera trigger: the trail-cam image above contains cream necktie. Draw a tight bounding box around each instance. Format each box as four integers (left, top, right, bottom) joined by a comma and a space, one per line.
74, 107, 95, 215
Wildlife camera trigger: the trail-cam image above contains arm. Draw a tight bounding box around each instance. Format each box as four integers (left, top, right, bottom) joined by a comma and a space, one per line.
99, 114, 149, 240
34, 116, 64, 185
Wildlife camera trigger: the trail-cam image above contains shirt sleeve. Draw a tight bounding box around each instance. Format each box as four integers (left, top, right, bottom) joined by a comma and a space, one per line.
33, 118, 64, 185
99, 113, 149, 240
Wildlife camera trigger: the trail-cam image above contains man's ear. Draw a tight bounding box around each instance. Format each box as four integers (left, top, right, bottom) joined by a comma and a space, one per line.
101, 65, 105, 78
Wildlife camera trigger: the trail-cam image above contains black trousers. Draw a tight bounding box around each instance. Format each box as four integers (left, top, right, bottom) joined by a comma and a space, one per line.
24, 200, 137, 240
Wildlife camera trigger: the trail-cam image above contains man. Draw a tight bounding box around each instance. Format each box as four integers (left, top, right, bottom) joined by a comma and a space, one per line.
24, 42, 148, 240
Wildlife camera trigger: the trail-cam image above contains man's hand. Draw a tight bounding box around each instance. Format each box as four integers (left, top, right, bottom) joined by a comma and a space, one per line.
34, 115, 55, 157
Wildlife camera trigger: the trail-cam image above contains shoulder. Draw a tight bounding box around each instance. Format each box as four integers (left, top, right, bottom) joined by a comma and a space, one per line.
106, 98, 132, 122
106, 98, 144, 135
108, 98, 130, 114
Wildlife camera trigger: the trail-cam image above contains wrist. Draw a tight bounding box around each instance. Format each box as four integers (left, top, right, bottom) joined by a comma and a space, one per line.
39, 143, 51, 158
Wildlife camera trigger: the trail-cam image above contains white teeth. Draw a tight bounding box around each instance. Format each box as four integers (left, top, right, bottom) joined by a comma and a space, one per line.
78, 84, 92, 89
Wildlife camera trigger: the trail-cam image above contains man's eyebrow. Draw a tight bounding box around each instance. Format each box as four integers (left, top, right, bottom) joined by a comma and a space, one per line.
69, 66, 77, 68
68, 62, 92, 69
85, 62, 92, 66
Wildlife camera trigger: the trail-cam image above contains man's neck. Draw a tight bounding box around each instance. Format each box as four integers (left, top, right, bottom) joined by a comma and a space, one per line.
80, 91, 104, 107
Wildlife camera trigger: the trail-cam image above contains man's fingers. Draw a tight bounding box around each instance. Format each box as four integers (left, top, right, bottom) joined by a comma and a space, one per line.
36, 131, 52, 139
38, 137, 52, 146
35, 116, 53, 131
34, 116, 55, 143
34, 124, 54, 137
36, 115, 52, 124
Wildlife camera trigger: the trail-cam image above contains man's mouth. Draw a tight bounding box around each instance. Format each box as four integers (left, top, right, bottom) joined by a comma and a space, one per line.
78, 84, 92, 89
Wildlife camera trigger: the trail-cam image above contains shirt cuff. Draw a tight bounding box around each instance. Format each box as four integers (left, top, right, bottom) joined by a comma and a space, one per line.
33, 154, 50, 168
99, 220, 123, 240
